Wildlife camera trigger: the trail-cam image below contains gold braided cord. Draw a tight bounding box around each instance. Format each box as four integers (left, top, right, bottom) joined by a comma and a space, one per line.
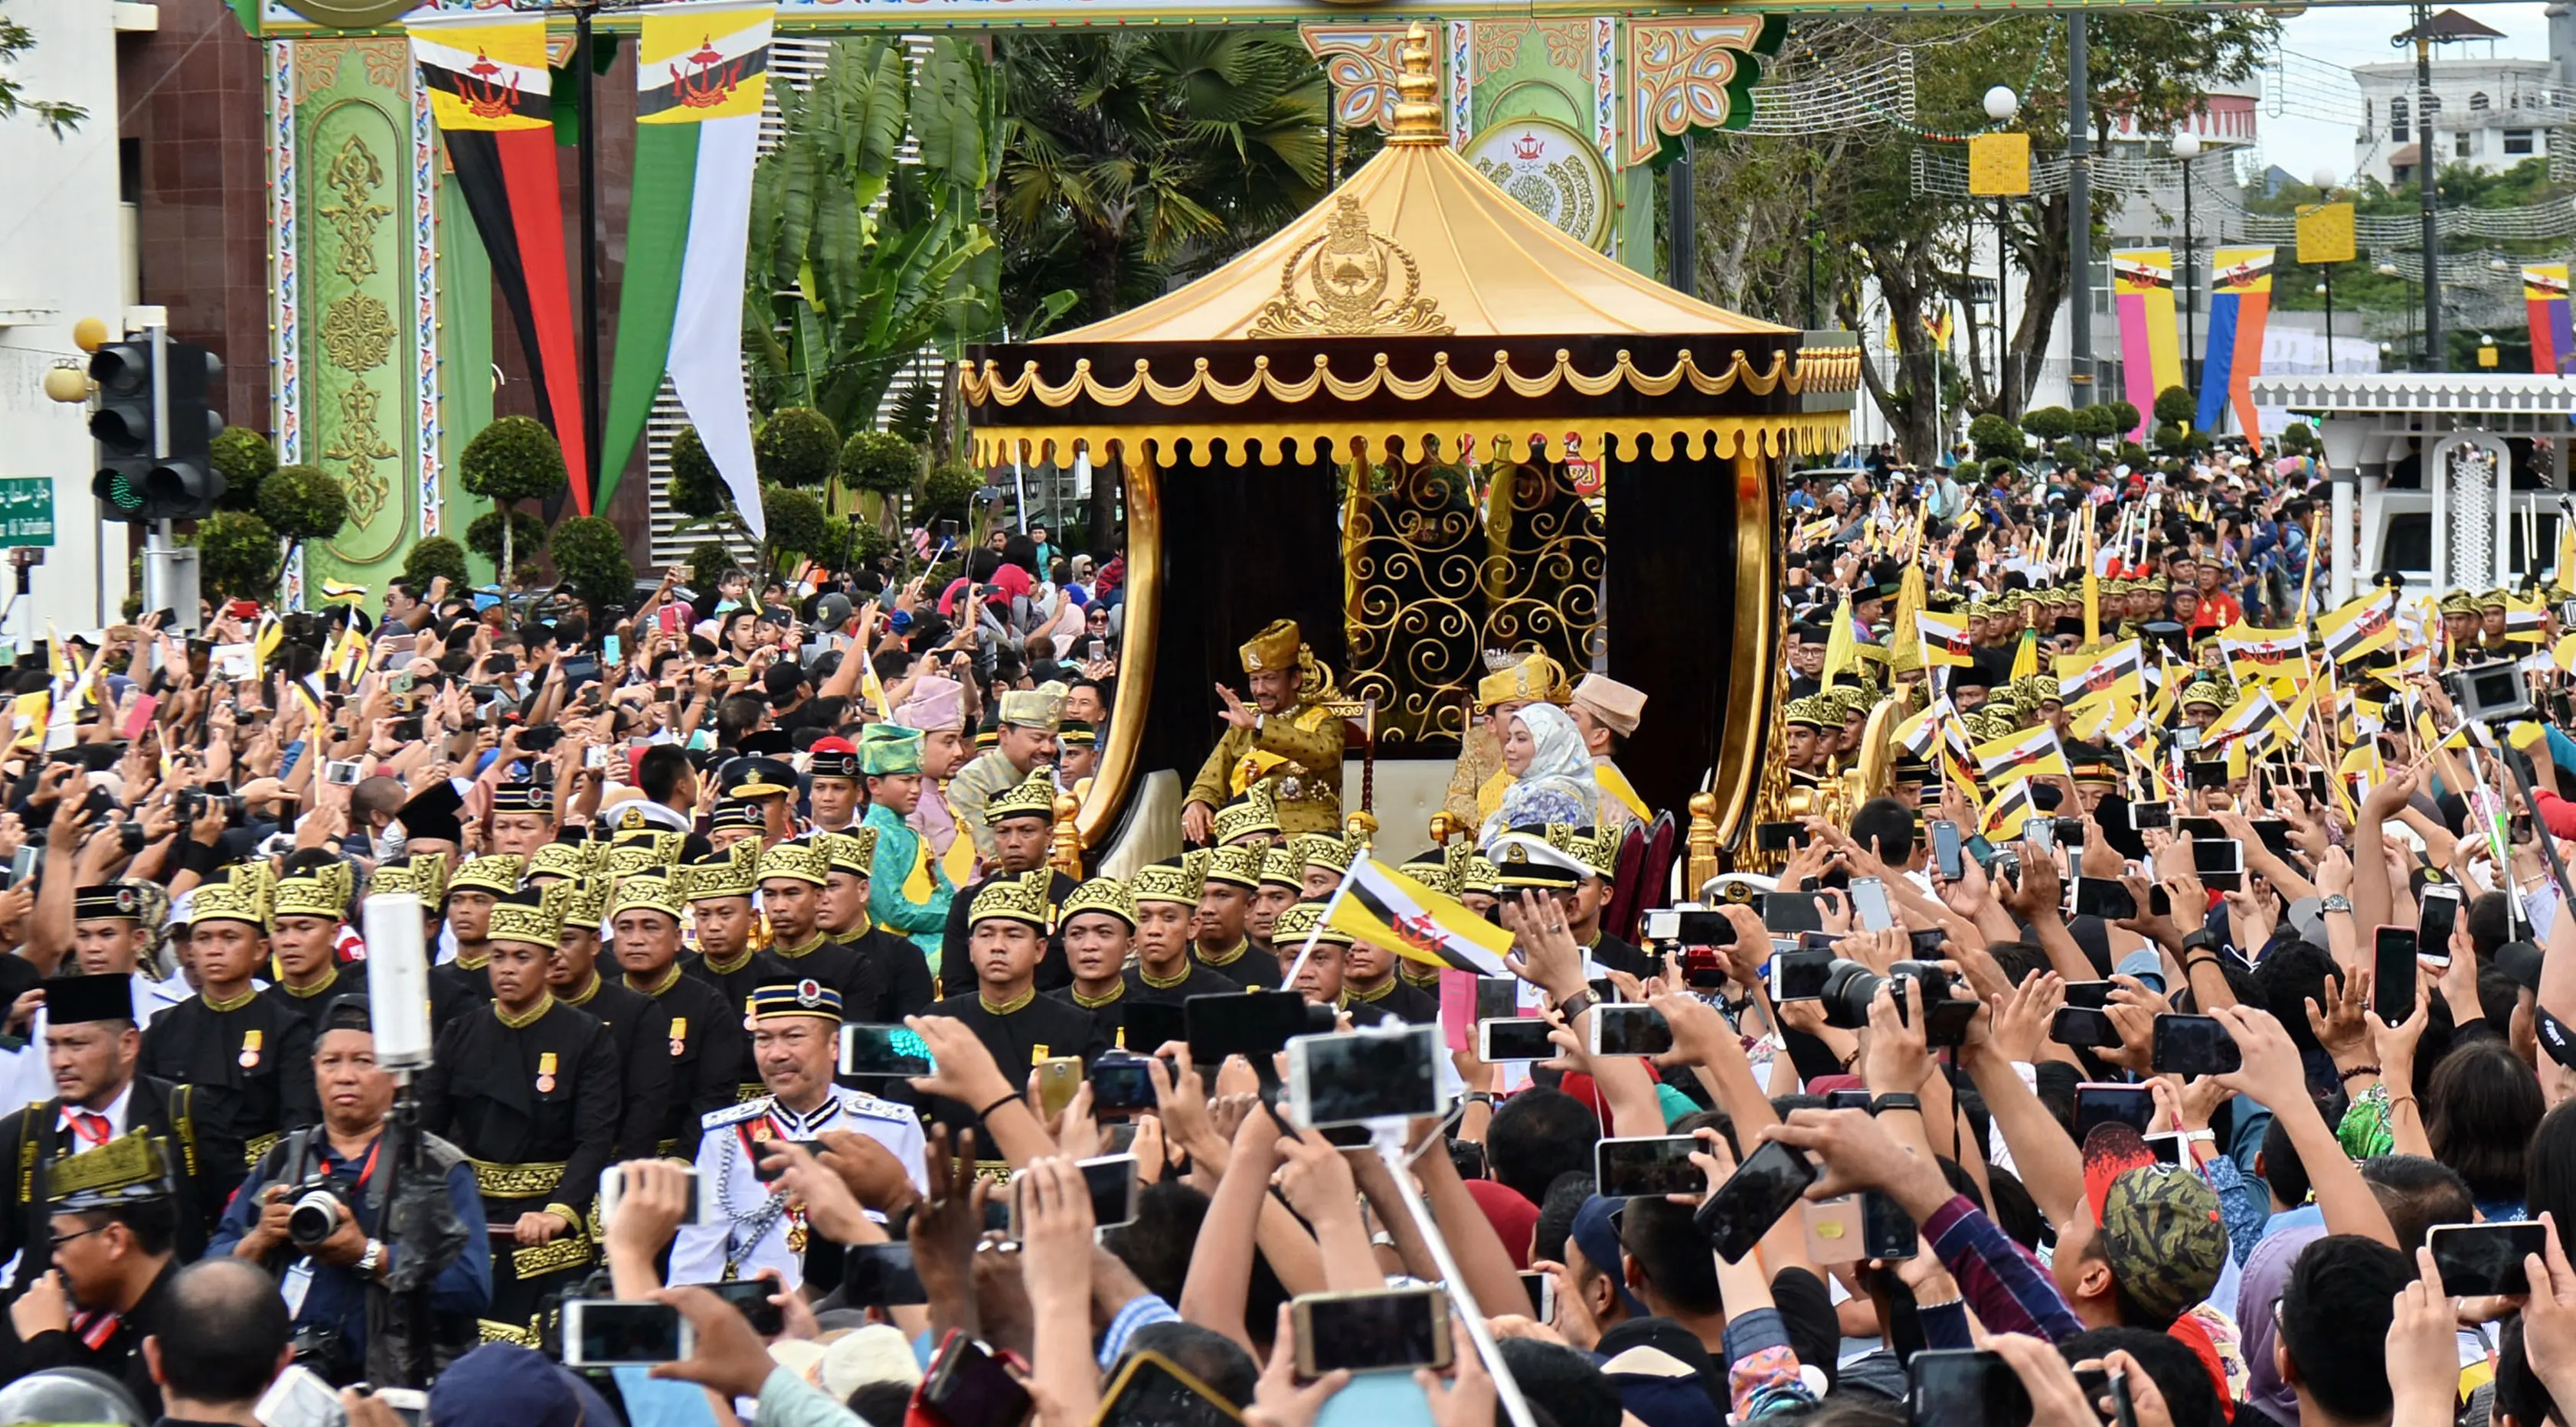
973, 413, 1851, 470
469, 1158, 568, 1199
959, 345, 1862, 411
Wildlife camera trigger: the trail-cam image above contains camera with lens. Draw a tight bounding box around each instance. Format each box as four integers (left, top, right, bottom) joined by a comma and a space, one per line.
172, 785, 244, 827
2445, 661, 2534, 726
272, 1128, 350, 1252
1821, 958, 1971, 1045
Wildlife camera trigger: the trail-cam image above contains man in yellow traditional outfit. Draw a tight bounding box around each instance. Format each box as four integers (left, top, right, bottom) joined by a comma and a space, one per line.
1569, 673, 1650, 831
1183, 620, 1348, 841
1441, 652, 1574, 828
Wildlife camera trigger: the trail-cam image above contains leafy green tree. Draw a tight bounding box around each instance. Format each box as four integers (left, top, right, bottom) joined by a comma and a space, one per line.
689, 541, 740, 596
467, 510, 548, 580
402, 536, 470, 589
0, 6, 83, 136
460, 416, 567, 589
211, 429, 278, 513
745, 36, 1002, 436
762, 487, 829, 572
921, 460, 983, 527
668, 426, 727, 520
756, 408, 841, 489
550, 516, 635, 612
191, 512, 280, 605
1968, 413, 2024, 462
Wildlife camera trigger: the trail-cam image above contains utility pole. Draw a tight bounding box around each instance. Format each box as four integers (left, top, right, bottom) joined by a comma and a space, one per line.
2066, 14, 2094, 403
2411, 2, 2444, 369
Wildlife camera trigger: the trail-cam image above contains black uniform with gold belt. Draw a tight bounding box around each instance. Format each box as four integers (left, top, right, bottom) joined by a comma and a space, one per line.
917, 988, 1110, 1138
560, 973, 675, 1164
432, 855, 529, 1030
629, 965, 747, 1161
138, 990, 318, 1217
842, 921, 937, 1022
940, 867, 1079, 993
417, 994, 619, 1343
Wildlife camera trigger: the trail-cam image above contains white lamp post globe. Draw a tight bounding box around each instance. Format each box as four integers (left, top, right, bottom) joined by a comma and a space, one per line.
1983, 86, 2019, 122
2172, 131, 2203, 160
2311, 165, 2338, 190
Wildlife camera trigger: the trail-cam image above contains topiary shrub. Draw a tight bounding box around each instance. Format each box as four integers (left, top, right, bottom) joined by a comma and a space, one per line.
402, 535, 470, 589
2073, 405, 2121, 440
754, 408, 840, 489
2279, 421, 2315, 454
550, 515, 635, 612
255, 463, 350, 544
466, 508, 548, 577
920, 459, 983, 524
2151, 386, 2195, 429
210, 429, 278, 513
2105, 400, 2140, 434
461, 416, 567, 583
2116, 441, 2151, 468
839, 429, 919, 496
2153, 422, 2188, 453
762, 485, 828, 565
190, 511, 280, 603
1967, 413, 2025, 462
667, 426, 727, 519
688, 540, 739, 596
2053, 440, 2085, 467
2019, 407, 2076, 443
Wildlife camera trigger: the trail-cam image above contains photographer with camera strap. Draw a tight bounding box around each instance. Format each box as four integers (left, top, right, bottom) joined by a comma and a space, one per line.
209, 997, 489, 1386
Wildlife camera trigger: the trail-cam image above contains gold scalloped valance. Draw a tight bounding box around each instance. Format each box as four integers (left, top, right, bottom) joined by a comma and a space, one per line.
959, 344, 1862, 412
969, 412, 1850, 469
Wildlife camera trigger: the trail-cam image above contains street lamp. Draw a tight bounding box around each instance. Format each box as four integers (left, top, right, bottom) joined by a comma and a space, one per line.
2173, 130, 2205, 391
1984, 87, 2019, 416
2377, 260, 2414, 367
2313, 165, 2340, 373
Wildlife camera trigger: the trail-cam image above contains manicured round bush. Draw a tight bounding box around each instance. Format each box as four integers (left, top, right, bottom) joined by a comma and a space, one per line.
754, 408, 841, 489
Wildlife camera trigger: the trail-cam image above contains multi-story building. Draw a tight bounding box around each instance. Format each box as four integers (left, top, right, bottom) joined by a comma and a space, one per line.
2353, 13, 2567, 185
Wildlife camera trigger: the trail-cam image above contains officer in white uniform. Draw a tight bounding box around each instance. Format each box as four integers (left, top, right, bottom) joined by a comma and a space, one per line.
669, 978, 926, 1289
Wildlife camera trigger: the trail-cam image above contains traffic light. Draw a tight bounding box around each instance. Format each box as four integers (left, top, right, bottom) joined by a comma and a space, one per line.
85, 337, 225, 521
88, 339, 153, 519
145, 342, 224, 519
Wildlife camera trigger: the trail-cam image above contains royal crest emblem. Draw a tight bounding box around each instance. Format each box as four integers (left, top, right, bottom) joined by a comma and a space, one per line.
459, 49, 521, 121
1250, 194, 1451, 339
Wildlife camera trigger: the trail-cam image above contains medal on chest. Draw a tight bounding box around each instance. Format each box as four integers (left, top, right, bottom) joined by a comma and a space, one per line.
536, 1050, 558, 1095
669, 1017, 688, 1058
238, 1029, 262, 1070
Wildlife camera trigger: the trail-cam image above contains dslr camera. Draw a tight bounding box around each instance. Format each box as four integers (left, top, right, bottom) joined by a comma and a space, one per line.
172, 784, 244, 828
273, 1128, 351, 1252
1819, 958, 1958, 1031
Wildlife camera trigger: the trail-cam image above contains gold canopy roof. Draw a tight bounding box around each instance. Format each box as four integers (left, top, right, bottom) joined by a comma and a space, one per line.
958, 27, 1856, 468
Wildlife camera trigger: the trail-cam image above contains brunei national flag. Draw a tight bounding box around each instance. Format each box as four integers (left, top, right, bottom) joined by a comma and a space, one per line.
1892, 698, 1950, 759
410, 13, 592, 513
1328, 857, 1516, 977
1916, 608, 1973, 669
2204, 687, 2287, 751
600, 3, 775, 533
2055, 639, 2145, 707
317, 579, 369, 605
2508, 591, 2549, 645
1980, 778, 2038, 841
2316, 589, 2398, 666
1972, 723, 2069, 783
2218, 623, 2308, 687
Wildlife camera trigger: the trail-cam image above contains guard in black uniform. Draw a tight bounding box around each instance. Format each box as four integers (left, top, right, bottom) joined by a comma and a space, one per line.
918, 872, 1109, 1138
755, 839, 884, 1018
607, 870, 744, 1160
263, 860, 368, 1043
1048, 877, 1139, 1046
548, 876, 671, 1164
1191, 844, 1282, 987
3, 1131, 183, 1417
814, 828, 936, 1022
1126, 859, 1244, 1009
678, 842, 788, 1099
0, 975, 204, 1301
938, 772, 1077, 991
417, 883, 619, 1346
141, 870, 319, 1219
431, 854, 525, 1029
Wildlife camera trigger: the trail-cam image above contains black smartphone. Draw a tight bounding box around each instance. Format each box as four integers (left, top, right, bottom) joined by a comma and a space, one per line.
1756, 821, 1804, 854
1930, 819, 1965, 882
2150, 1013, 2241, 1077
1760, 891, 1824, 934
1908, 1348, 2032, 1427
2063, 980, 2113, 1010
839, 1024, 935, 1078
2373, 926, 2419, 1026
1692, 1140, 1819, 1264
1826, 1089, 1875, 1112
1907, 927, 1947, 958
1123, 1002, 1184, 1057
2187, 759, 2229, 791
2248, 820, 2296, 857
1595, 1136, 1704, 1200
1479, 1017, 1559, 1063
2054, 817, 2087, 854
2074, 1083, 2156, 1142
2175, 815, 2225, 842
1589, 1004, 1674, 1056
2071, 877, 2137, 921
923, 1333, 1034, 1427
2427, 1221, 2551, 1298
2418, 886, 2462, 965
2192, 837, 2244, 891
1185, 988, 1309, 1063
2128, 800, 2172, 832
841, 1242, 928, 1306
518, 723, 564, 754
1089, 1055, 1156, 1112
691, 1278, 786, 1337
1474, 975, 1521, 1023
2051, 1006, 2120, 1049
1861, 1190, 1916, 1262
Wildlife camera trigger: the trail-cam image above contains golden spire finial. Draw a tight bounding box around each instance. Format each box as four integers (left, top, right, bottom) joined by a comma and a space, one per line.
1388, 24, 1444, 145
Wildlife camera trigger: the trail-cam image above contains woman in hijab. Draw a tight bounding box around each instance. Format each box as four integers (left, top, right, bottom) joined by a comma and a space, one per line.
1479, 702, 1600, 846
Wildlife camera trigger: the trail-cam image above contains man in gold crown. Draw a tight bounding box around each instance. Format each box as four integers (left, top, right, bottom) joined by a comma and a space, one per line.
950, 686, 1064, 864
1442, 652, 1573, 828
141, 870, 320, 1221
419, 883, 619, 1345
1185, 620, 1348, 844
813, 828, 937, 1022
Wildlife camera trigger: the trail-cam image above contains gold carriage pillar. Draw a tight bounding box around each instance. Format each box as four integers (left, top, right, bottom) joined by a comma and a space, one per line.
959, 28, 1858, 851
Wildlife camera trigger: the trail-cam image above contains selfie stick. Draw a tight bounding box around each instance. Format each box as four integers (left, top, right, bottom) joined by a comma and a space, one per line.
2473, 726, 2574, 922
1368, 1120, 1540, 1427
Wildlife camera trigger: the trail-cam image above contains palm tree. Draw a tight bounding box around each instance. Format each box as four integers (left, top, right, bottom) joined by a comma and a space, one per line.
996, 30, 1333, 328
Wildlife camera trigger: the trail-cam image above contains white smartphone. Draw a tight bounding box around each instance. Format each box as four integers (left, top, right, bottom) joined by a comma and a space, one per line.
1849, 876, 1894, 933
254, 1364, 346, 1427
1479, 1016, 1558, 1063
1287, 1024, 1441, 1128
598, 1163, 711, 1227
585, 743, 611, 770
322, 759, 362, 787
561, 1298, 693, 1367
